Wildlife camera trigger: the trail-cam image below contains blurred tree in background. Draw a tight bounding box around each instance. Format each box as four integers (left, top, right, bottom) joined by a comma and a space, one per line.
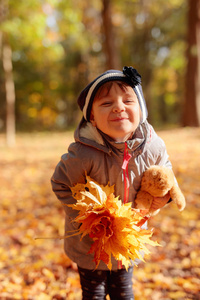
0, 0, 199, 136
183, 0, 200, 126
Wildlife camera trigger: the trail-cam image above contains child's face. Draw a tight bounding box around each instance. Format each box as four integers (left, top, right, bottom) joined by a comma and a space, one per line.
90, 82, 141, 142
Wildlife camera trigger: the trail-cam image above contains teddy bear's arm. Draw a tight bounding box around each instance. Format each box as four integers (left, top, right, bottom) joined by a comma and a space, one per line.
170, 185, 186, 211
134, 190, 153, 210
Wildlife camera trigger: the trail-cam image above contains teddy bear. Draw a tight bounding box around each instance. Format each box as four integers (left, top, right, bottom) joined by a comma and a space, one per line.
135, 165, 186, 214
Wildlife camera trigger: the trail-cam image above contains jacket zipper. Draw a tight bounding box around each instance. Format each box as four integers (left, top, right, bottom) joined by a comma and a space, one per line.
122, 142, 132, 204
118, 142, 132, 269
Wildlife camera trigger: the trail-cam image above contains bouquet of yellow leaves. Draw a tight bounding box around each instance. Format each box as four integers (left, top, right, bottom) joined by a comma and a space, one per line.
68, 176, 160, 271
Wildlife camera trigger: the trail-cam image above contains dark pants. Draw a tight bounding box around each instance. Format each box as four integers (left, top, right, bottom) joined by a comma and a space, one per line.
78, 266, 134, 300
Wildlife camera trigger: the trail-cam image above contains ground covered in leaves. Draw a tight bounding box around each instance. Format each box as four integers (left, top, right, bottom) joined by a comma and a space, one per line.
0, 128, 200, 300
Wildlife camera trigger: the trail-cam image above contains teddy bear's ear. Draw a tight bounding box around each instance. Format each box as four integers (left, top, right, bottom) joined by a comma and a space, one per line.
170, 185, 186, 211
140, 165, 174, 197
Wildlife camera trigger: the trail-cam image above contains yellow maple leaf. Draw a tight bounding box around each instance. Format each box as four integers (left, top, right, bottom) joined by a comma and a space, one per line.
68, 176, 160, 270
69, 176, 114, 214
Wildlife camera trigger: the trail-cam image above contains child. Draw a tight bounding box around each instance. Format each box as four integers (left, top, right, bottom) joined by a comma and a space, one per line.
51, 66, 172, 299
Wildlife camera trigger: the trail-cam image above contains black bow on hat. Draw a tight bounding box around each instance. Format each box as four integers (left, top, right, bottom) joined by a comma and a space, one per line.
123, 66, 141, 86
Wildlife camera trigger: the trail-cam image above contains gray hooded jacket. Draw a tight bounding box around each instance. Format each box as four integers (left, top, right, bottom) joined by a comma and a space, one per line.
51, 118, 171, 270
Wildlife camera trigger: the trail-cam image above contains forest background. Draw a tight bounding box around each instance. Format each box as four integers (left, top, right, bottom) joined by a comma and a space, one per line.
0, 0, 200, 143
0, 0, 200, 299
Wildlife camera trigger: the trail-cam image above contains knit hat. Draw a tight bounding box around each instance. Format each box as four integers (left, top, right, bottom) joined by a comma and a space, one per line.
77, 66, 148, 123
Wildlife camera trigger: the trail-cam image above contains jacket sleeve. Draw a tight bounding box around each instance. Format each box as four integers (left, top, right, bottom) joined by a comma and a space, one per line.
51, 142, 90, 222
148, 125, 176, 203
147, 124, 172, 169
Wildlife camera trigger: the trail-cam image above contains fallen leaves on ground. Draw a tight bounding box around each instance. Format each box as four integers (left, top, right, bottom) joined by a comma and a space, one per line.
0, 128, 200, 299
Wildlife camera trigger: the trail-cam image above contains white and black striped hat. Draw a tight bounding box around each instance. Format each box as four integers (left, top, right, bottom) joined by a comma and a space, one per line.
77, 66, 148, 123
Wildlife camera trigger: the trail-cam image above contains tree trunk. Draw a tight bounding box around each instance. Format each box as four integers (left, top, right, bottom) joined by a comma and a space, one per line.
101, 0, 121, 70
182, 0, 200, 126
2, 42, 16, 146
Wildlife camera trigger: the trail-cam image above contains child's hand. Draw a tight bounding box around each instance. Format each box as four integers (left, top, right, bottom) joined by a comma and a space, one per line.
150, 192, 171, 212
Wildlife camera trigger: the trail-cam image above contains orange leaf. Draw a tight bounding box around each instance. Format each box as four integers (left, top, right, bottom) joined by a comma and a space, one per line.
68, 176, 160, 270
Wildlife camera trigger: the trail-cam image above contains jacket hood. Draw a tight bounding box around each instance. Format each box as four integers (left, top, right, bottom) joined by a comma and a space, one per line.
74, 118, 148, 155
